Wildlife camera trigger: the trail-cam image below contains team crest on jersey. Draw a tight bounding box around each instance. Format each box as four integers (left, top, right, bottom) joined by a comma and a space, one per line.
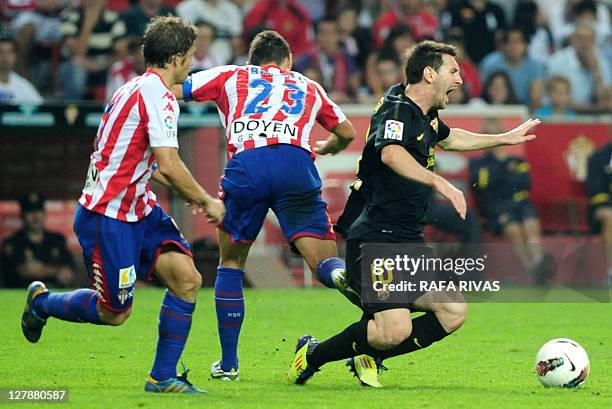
430, 118, 439, 132
118, 289, 133, 305
384, 120, 404, 140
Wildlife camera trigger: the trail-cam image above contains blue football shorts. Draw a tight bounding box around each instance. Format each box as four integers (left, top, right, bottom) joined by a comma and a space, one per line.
73, 204, 191, 312
218, 144, 335, 244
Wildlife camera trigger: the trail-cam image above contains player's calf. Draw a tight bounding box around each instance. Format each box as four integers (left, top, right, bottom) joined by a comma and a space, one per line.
24, 286, 105, 335
97, 306, 132, 326
151, 251, 201, 383
212, 266, 245, 377
368, 309, 413, 349
430, 298, 468, 334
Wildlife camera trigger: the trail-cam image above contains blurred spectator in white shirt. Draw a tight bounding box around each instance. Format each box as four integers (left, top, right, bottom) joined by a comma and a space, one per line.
10, 0, 63, 96
512, 0, 554, 65
546, 22, 611, 112
177, 0, 242, 64
191, 21, 223, 71
0, 32, 43, 103
537, 0, 610, 49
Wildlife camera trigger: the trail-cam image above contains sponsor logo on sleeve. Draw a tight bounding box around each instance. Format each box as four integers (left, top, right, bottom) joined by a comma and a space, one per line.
384, 120, 404, 140
164, 115, 174, 129
164, 115, 177, 138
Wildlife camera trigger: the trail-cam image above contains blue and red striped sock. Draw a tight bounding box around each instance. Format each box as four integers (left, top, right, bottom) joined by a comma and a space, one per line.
150, 291, 195, 381
316, 257, 346, 288
33, 289, 102, 324
215, 267, 245, 372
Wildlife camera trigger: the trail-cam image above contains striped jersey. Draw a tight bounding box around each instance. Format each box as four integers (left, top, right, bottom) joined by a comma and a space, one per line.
183, 64, 347, 159
79, 69, 180, 222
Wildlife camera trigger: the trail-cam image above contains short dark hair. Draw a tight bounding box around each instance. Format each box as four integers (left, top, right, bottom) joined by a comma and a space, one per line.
248, 30, 291, 66
572, 0, 597, 18
315, 17, 338, 35
377, 49, 401, 66
19, 193, 45, 213
482, 70, 519, 104
404, 40, 457, 84
143, 16, 198, 68
194, 20, 217, 38
383, 23, 414, 49
547, 75, 571, 92
502, 27, 526, 44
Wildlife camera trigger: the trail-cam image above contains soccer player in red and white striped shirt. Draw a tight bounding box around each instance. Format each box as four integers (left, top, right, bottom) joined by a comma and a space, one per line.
174, 30, 358, 381
21, 16, 224, 394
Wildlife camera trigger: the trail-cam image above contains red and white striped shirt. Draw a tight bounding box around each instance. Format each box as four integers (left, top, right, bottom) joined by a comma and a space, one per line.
79, 70, 180, 222
183, 64, 347, 159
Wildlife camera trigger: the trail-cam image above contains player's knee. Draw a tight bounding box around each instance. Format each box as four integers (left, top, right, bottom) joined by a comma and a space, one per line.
98, 307, 132, 326
175, 267, 202, 297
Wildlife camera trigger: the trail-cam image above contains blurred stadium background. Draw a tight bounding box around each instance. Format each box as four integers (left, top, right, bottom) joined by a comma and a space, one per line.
0, 0, 610, 289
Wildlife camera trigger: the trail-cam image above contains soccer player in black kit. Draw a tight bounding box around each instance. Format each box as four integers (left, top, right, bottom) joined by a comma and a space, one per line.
288, 41, 541, 387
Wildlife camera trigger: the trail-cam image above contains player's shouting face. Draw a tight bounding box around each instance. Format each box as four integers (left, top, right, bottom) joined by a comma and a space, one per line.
432, 54, 462, 110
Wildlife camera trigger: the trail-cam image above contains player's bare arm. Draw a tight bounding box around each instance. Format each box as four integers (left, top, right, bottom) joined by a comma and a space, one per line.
381, 144, 466, 219
152, 146, 225, 224
151, 169, 172, 187
438, 118, 540, 151
313, 120, 357, 155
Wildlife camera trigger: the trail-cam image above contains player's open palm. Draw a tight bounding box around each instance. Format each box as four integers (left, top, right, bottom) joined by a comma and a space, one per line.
203, 198, 226, 224
434, 177, 466, 220
503, 118, 540, 145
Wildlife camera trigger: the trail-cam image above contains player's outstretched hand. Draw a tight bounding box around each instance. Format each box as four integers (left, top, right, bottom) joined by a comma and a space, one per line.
433, 176, 466, 220
203, 198, 226, 224
503, 118, 540, 145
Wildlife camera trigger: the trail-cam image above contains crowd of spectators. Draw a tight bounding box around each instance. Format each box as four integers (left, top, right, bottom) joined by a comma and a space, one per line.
0, 0, 610, 114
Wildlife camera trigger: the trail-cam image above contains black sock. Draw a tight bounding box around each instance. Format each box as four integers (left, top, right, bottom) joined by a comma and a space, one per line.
376, 312, 449, 360
308, 313, 450, 368
308, 319, 371, 369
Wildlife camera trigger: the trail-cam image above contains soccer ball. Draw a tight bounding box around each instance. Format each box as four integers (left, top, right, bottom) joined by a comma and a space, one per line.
535, 338, 590, 388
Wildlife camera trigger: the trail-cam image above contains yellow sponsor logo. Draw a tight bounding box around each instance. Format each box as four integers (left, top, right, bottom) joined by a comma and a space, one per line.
119, 265, 136, 289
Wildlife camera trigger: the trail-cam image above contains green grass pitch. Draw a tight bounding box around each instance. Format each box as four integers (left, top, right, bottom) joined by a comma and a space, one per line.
1, 288, 610, 408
